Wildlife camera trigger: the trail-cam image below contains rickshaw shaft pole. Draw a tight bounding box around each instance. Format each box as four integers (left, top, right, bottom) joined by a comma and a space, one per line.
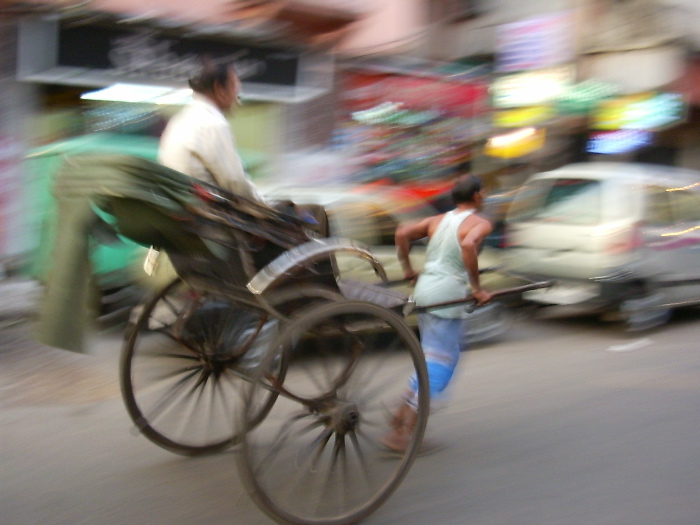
381, 266, 502, 288
407, 280, 555, 315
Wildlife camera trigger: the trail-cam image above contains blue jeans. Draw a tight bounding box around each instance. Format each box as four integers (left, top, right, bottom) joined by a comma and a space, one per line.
407, 313, 468, 409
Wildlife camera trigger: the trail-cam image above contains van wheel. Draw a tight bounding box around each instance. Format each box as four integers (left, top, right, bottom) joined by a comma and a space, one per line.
620, 292, 671, 332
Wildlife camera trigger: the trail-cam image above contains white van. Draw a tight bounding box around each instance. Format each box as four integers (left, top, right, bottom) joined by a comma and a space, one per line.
502, 163, 700, 329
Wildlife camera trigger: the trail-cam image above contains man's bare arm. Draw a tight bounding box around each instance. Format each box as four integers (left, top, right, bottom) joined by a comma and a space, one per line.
395, 217, 435, 279
459, 217, 494, 304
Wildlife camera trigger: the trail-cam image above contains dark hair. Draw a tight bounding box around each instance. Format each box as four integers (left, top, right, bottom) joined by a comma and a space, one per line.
188, 58, 235, 94
451, 174, 482, 204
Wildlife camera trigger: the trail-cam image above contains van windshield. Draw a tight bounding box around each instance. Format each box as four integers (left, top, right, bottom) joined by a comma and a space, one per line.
508, 178, 602, 225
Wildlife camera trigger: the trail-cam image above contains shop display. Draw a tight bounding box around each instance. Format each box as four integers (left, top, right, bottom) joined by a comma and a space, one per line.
337, 71, 491, 184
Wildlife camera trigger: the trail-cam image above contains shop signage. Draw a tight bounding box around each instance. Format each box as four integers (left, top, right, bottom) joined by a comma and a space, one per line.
491, 65, 574, 108
17, 17, 331, 103
341, 72, 490, 118
493, 106, 553, 127
591, 92, 685, 131
484, 127, 546, 159
57, 25, 299, 86
556, 79, 620, 115
587, 129, 652, 155
496, 12, 575, 73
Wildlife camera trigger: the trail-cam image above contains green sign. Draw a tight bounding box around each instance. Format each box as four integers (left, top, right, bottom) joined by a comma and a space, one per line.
556, 79, 620, 115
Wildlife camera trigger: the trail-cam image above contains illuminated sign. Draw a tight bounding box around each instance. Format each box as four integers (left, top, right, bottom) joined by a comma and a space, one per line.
556, 79, 620, 114
485, 127, 547, 159
587, 130, 652, 154
493, 106, 553, 127
591, 92, 685, 131
491, 65, 574, 108
496, 12, 575, 73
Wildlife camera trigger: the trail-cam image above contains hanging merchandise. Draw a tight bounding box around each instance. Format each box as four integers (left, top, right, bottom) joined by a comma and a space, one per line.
339, 70, 491, 184
351, 102, 406, 125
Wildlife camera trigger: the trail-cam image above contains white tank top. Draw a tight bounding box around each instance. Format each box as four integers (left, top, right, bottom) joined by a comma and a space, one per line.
413, 208, 475, 318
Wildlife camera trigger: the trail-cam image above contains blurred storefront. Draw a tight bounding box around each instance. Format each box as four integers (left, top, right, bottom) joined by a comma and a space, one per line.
14, 11, 345, 176
334, 59, 491, 188
480, 4, 695, 181
479, 12, 578, 190
4, 0, 435, 162
2, 0, 361, 271
572, 0, 694, 167
586, 90, 687, 163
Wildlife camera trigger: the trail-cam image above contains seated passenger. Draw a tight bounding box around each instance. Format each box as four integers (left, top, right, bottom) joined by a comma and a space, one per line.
158, 58, 267, 205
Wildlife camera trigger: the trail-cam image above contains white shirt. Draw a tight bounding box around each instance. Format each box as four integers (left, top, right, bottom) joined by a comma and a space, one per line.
413, 208, 475, 318
158, 94, 266, 204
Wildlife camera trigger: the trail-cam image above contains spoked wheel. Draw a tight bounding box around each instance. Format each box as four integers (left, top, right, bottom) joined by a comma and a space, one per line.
239, 300, 429, 525
120, 278, 285, 456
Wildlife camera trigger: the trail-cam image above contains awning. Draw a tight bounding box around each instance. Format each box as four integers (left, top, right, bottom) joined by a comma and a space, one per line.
6, 0, 361, 48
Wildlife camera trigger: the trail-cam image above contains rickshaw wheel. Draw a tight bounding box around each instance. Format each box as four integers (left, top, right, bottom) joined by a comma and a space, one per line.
238, 300, 429, 525
120, 278, 288, 456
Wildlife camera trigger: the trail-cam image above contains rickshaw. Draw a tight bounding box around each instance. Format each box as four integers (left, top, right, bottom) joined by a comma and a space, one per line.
46, 154, 550, 525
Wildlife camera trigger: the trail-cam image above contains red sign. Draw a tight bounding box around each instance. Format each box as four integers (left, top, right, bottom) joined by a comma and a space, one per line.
341, 72, 490, 118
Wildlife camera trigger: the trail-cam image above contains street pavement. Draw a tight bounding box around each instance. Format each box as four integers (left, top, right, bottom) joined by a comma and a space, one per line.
1, 278, 700, 525
0, 277, 40, 323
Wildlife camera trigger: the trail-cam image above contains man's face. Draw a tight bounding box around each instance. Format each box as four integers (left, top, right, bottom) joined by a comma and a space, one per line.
213, 69, 241, 112
474, 190, 485, 211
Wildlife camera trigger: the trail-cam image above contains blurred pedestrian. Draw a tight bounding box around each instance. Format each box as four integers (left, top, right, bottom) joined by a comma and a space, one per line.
158, 59, 266, 204
382, 174, 494, 453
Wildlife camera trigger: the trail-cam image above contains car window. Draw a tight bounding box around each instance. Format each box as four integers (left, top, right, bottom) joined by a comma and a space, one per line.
644, 186, 674, 226
668, 189, 700, 222
508, 178, 601, 225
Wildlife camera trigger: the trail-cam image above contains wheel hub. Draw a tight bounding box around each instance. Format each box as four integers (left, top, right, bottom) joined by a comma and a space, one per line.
329, 401, 360, 434
199, 352, 230, 375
